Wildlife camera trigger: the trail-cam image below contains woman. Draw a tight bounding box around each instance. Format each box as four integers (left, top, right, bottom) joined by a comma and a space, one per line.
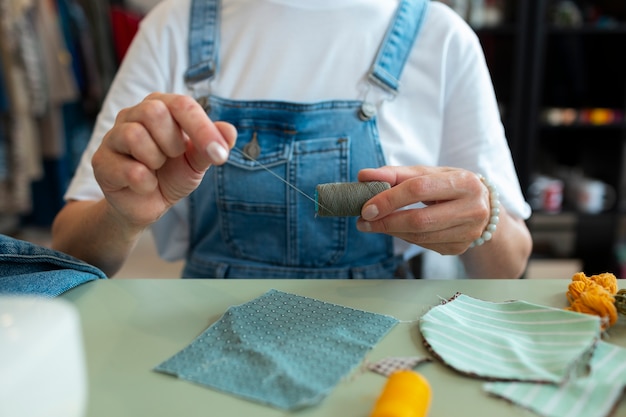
52, 0, 532, 278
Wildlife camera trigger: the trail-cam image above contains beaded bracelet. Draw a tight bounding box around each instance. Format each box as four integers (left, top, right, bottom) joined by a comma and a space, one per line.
469, 174, 500, 248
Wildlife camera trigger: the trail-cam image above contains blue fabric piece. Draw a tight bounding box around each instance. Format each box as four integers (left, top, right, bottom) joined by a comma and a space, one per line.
0, 234, 107, 297
155, 289, 398, 410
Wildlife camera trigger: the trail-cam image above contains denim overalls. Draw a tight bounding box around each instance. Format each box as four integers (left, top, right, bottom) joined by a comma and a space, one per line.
182, 0, 428, 278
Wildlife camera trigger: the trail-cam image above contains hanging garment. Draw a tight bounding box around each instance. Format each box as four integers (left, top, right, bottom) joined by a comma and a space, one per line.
109, 5, 142, 63
75, 0, 117, 96
0, 0, 43, 214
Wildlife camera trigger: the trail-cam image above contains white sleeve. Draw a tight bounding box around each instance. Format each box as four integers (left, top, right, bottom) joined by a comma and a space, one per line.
64, 0, 192, 261
435, 6, 531, 220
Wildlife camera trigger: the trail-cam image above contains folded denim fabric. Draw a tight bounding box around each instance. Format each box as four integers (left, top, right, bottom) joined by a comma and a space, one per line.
485, 341, 626, 417
419, 293, 601, 383
0, 234, 107, 297
155, 289, 398, 410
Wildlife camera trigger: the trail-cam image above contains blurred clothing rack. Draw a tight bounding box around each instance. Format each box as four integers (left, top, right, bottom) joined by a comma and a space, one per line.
0, 0, 148, 234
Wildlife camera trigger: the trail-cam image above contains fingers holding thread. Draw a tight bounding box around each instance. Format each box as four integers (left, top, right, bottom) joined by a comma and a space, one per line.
315, 182, 391, 217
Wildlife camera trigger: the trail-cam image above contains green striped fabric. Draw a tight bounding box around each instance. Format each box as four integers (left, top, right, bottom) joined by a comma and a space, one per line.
419, 294, 601, 383
485, 341, 626, 417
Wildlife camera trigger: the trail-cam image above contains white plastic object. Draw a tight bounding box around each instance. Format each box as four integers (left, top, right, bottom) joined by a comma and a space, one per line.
0, 296, 87, 417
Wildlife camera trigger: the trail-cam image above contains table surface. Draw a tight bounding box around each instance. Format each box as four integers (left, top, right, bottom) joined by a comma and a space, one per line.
61, 279, 626, 417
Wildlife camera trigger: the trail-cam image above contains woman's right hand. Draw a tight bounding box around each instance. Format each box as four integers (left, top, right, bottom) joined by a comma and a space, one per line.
92, 93, 237, 229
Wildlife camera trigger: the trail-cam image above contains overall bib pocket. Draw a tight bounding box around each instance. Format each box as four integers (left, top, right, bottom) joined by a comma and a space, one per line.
216, 123, 351, 267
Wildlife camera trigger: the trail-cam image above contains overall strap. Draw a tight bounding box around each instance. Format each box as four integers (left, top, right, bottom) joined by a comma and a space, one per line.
184, 0, 428, 93
184, 0, 220, 86
368, 0, 429, 95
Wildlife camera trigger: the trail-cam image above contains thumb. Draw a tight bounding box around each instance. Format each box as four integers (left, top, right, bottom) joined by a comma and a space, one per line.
215, 121, 238, 151
189, 121, 238, 171
204, 122, 237, 166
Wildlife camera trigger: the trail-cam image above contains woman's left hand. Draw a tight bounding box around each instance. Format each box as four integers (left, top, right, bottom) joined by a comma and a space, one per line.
356, 165, 492, 256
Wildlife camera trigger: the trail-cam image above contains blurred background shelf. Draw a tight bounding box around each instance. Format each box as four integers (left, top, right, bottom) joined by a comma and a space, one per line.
464, 0, 626, 276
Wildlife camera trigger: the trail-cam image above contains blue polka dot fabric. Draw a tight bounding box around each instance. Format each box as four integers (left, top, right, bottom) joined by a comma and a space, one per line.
154, 289, 398, 410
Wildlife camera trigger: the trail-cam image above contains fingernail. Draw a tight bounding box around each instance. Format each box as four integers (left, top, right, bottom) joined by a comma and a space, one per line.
357, 220, 372, 232
361, 204, 379, 220
207, 142, 229, 164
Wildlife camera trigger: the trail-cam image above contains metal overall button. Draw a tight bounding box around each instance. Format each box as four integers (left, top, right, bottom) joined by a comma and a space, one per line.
242, 132, 261, 160
358, 102, 377, 121
196, 96, 211, 112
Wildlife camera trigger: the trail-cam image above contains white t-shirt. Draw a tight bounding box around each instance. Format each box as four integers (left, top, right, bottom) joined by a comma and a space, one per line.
65, 0, 531, 261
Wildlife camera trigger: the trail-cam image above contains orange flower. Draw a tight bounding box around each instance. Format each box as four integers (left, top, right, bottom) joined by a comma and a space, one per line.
589, 272, 618, 295
565, 272, 619, 330
566, 279, 591, 303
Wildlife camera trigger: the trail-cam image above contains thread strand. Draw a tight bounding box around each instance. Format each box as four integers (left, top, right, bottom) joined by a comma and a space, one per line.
228, 147, 335, 214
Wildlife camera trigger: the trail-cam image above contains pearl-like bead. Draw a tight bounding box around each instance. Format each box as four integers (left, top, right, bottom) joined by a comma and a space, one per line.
470, 174, 501, 248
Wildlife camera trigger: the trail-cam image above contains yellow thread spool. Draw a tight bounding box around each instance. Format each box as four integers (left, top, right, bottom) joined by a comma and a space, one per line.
369, 370, 432, 417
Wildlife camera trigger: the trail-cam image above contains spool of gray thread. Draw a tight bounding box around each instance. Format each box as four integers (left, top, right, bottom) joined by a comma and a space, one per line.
315, 181, 391, 217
